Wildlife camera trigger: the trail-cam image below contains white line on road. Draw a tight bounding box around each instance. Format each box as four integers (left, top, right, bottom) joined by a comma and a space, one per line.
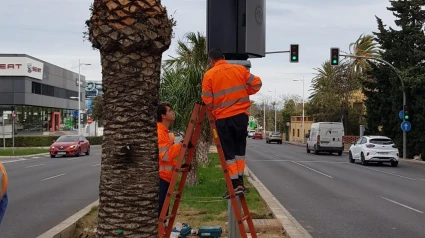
31, 157, 41, 159
248, 159, 293, 162
292, 161, 334, 178
378, 196, 424, 214
1, 158, 27, 164
361, 166, 417, 181
41, 173, 66, 181
296, 161, 349, 164
25, 164, 44, 168
67, 157, 82, 161
92, 163, 100, 167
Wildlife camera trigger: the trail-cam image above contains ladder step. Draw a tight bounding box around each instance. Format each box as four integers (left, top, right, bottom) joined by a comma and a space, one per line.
164, 214, 176, 220
240, 215, 250, 222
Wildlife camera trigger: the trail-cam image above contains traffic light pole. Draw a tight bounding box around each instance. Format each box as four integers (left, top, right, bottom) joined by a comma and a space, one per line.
265, 51, 290, 54
340, 54, 407, 159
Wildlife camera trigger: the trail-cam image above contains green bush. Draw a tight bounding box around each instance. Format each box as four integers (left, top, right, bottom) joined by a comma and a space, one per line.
2, 136, 103, 147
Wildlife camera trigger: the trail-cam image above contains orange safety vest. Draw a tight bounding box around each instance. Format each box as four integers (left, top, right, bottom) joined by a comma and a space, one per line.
201, 60, 262, 119
157, 123, 182, 183
0, 163, 7, 200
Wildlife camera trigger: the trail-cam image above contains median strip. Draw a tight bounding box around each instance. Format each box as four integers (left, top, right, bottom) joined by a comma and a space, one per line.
41, 173, 66, 181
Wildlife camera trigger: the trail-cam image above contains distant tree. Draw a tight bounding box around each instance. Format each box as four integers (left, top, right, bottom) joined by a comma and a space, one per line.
91, 96, 103, 121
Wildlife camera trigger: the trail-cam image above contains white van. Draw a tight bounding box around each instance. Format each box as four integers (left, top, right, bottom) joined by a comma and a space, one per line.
306, 122, 344, 156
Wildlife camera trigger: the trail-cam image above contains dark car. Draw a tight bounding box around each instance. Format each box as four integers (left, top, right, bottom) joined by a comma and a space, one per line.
50, 135, 90, 158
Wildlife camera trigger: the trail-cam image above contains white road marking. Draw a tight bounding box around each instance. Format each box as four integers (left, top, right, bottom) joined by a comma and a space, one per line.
41, 173, 66, 181
419, 179, 425, 182
2, 158, 27, 164
92, 163, 100, 167
25, 164, 44, 168
31, 157, 41, 159
361, 166, 417, 181
248, 160, 348, 164
248, 159, 292, 162
292, 161, 334, 178
67, 157, 82, 161
378, 196, 424, 214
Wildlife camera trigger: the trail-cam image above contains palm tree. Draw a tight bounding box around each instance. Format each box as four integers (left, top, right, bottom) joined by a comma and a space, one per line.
349, 33, 381, 73
160, 32, 210, 186
86, 1, 174, 237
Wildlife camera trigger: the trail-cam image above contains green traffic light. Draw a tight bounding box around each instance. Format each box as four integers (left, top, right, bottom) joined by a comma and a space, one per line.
405, 115, 409, 120
292, 56, 297, 60
332, 60, 337, 64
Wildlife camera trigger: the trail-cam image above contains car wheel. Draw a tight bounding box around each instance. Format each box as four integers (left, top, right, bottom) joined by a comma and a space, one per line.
86, 147, 90, 155
348, 151, 354, 163
50, 155, 55, 158
338, 151, 343, 156
314, 145, 319, 155
75, 148, 81, 157
361, 153, 368, 165
307, 145, 310, 153
391, 160, 399, 167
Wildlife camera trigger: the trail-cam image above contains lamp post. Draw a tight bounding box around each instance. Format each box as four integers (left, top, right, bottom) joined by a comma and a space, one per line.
72, 60, 91, 136
268, 89, 277, 132
293, 77, 305, 143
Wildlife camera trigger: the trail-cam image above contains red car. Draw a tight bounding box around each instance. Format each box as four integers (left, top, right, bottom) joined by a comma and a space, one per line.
252, 132, 263, 139
50, 135, 90, 158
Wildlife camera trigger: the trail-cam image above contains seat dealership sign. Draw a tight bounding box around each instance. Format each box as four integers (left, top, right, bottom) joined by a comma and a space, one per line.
0, 56, 44, 80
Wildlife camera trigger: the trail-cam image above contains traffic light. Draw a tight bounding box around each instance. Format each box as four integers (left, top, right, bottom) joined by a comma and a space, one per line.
403, 105, 409, 120
330, 48, 340, 65
290, 44, 299, 63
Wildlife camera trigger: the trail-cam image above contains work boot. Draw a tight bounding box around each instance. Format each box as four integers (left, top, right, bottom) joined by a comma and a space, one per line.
239, 175, 250, 194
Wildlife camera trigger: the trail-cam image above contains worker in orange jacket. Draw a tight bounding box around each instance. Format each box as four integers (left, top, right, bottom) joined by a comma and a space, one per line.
201, 49, 262, 199
0, 162, 8, 225
157, 102, 192, 219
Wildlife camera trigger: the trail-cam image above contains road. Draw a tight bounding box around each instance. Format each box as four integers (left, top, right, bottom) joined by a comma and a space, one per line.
0, 147, 101, 238
246, 139, 425, 238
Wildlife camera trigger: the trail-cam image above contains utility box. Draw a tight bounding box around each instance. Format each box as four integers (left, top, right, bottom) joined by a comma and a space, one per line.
207, 0, 266, 59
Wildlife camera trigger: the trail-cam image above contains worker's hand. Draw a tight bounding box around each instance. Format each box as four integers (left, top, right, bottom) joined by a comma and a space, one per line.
181, 163, 192, 172
188, 141, 194, 149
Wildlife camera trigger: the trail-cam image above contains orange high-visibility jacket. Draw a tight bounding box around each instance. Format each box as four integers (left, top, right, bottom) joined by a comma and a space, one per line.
201, 60, 262, 119
157, 123, 182, 183
0, 163, 7, 200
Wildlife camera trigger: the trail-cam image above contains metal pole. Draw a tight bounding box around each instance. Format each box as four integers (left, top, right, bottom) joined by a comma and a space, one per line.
340, 54, 407, 159
228, 198, 241, 238
265, 50, 290, 55
302, 77, 305, 144
263, 100, 266, 136
78, 59, 81, 136
12, 111, 15, 156
274, 89, 277, 132
2, 116, 5, 150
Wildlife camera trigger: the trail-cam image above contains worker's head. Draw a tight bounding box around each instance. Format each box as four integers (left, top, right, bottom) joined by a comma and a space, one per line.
157, 102, 175, 123
208, 48, 224, 67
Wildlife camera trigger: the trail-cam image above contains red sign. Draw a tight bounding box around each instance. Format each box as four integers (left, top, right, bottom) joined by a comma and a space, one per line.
87, 118, 93, 124
0, 64, 22, 70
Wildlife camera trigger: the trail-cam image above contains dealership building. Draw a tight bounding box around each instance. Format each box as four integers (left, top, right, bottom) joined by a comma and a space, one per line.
0, 54, 86, 135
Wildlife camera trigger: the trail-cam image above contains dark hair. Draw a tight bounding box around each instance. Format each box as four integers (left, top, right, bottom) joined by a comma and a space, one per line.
208, 48, 224, 61
157, 102, 171, 122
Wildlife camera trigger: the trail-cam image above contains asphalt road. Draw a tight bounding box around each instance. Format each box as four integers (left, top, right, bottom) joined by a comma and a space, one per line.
0, 147, 101, 238
246, 139, 425, 238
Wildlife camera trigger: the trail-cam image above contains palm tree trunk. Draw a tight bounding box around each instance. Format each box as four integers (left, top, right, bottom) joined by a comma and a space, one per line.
87, 0, 174, 236
186, 151, 199, 186
96, 52, 162, 237
196, 133, 211, 166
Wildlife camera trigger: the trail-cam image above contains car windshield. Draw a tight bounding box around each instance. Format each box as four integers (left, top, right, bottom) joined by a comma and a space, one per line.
370, 138, 393, 145
56, 136, 79, 142
271, 132, 280, 136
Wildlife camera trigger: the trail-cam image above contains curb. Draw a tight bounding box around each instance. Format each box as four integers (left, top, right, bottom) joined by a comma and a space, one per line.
245, 166, 312, 238
37, 200, 99, 238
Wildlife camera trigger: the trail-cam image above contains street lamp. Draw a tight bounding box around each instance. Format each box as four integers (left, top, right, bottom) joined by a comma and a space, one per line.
75, 60, 91, 136
293, 77, 305, 143
268, 89, 277, 132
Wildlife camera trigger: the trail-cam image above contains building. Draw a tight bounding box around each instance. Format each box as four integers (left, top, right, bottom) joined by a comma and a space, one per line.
0, 54, 86, 135
289, 116, 314, 143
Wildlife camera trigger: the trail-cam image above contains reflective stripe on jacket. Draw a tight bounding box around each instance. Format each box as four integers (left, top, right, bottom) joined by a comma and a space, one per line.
201, 60, 262, 119
157, 123, 182, 182
0, 163, 7, 200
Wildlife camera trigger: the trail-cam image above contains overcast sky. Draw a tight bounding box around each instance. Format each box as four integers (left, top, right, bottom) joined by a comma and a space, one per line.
0, 0, 396, 103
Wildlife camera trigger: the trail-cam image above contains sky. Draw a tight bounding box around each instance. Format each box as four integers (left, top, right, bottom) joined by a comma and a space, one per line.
0, 0, 397, 104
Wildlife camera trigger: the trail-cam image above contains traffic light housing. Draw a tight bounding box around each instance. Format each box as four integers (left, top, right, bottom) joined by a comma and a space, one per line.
330, 48, 340, 65
290, 44, 299, 63
403, 105, 409, 120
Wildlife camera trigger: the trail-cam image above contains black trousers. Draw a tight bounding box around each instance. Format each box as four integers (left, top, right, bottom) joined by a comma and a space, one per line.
215, 113, 248, 187
158, 178, 170, 218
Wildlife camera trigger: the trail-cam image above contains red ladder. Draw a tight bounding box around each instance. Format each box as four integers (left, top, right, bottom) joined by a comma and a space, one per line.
158, 102, 257, 238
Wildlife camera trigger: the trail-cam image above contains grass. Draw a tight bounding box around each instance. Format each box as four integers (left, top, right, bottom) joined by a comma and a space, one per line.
0, 148, 47, 156
73, 153, 283, 238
